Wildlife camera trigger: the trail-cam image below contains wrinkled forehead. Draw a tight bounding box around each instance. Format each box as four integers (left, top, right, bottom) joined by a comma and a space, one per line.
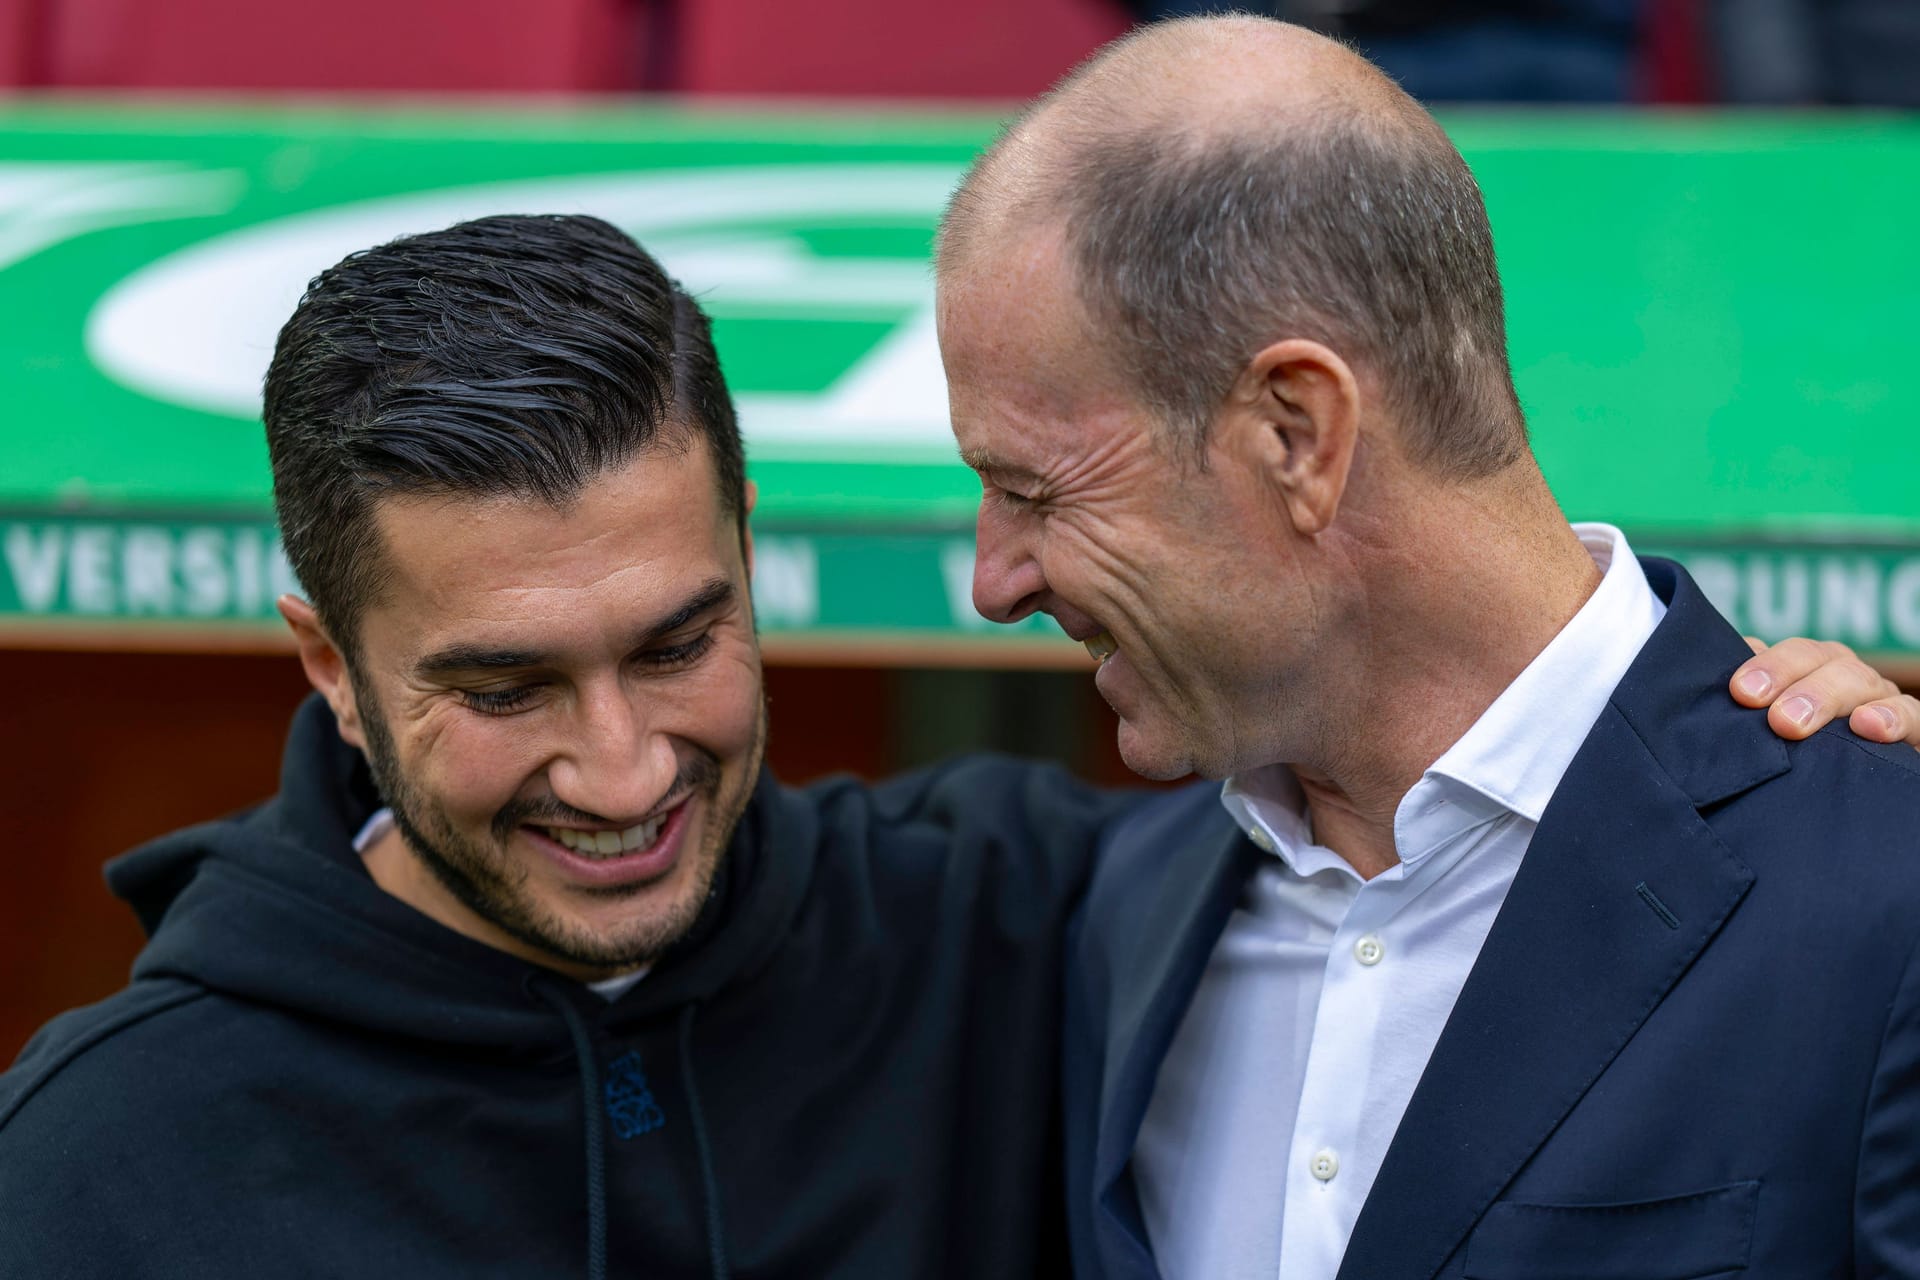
939, 223, 1113, 391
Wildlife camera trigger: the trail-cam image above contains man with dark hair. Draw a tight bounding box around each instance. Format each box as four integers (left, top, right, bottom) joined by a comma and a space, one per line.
935, 16, 1920, 1279
0, 206, 1903, 1277
0, 213, 1131, 1279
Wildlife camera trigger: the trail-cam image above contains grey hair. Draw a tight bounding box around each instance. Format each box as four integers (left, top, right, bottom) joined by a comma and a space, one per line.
943, 73, 1530, 476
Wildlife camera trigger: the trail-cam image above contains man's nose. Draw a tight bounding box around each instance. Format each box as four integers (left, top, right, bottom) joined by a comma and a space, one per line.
546, 684, 678, 820
971, 501, 1047, 625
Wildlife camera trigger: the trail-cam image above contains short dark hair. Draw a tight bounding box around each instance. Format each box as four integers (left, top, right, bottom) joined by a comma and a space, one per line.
263, 213, 745, 658
1056, 120, 1525, 474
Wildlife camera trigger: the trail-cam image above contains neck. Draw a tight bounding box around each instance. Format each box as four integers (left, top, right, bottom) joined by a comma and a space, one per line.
1286, 468, 1602, 878
361, 825, 626, 985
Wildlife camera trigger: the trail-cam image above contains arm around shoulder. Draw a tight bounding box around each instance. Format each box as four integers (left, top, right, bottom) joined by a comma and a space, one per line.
863, 753, 1145, 898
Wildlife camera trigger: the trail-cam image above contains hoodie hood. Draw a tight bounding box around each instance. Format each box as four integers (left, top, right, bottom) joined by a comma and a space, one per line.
107, 694, 813, 1053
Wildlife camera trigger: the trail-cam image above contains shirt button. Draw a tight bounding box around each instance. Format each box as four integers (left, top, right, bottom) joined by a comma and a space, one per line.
1309, 1148, 1340, 1182
1249, 828, 1276, 853
1354, 934, 1385, 966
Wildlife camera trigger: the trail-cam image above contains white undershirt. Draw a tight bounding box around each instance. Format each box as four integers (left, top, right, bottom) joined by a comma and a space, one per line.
351, 807, 648, 1002
1134, 523, 1665, 1280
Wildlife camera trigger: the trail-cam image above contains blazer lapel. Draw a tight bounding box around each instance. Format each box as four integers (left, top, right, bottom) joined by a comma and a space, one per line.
1088, 813, 1261, 1278
1336, 559, 1782, 1280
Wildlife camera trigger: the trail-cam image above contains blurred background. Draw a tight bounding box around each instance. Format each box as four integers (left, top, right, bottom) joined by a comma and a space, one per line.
1, 0, 1915, 1061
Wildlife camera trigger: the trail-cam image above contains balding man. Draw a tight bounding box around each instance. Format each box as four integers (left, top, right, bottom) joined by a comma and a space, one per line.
937, 16, 1920, 1280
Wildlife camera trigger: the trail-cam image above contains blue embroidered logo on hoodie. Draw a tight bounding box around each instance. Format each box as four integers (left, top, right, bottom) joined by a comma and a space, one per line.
605, 1051, 667, 1139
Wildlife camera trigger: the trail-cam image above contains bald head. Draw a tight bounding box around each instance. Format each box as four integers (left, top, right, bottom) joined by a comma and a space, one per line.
939, 14, 1525, 476
944, 17, 1433, 250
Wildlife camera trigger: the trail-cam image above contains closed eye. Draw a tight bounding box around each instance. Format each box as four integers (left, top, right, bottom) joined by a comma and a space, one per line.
635, 631, 715, 671
458, 684, 544, 715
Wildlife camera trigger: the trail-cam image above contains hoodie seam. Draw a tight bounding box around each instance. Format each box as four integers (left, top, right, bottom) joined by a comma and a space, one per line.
0, 983, 208, 1135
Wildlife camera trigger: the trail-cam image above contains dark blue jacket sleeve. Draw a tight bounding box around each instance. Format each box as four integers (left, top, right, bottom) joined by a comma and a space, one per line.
1857, 929, 1920, 1275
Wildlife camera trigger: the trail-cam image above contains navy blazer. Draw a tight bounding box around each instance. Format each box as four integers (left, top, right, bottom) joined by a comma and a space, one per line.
1063, 558, 1920, 1279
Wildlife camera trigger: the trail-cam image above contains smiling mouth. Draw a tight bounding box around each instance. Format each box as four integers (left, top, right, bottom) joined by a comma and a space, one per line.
535, 804, 681, 860
1084, 630, 1119, 664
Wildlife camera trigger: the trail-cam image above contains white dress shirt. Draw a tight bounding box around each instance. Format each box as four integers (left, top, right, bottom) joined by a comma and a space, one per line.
1133, 524, 1666, 1280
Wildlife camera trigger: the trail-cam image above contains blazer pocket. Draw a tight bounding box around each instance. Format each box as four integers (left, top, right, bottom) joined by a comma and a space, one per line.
1462, 1180, 1759, 1280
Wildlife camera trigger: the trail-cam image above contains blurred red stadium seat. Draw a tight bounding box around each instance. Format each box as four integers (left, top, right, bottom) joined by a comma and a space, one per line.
39, 0, 647, 93
0, 0, 38, 85
678, 0, 1130, 98
1641, 0, 1709, 103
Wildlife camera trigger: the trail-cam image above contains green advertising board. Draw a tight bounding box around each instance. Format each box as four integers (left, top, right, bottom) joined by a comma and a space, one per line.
1, 103, 1915, 664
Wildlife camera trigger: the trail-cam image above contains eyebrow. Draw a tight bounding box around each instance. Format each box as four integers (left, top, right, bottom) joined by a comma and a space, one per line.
959, 448, 1042, 484
413, 577, 737, 679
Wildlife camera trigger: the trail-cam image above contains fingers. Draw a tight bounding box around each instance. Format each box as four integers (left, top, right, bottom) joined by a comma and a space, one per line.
1731, 637, 1883, 708
1850, 695, 1920, 750
1730, 637, 1903, 743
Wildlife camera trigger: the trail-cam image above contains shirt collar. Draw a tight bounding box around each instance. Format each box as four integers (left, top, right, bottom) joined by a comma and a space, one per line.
1411, 523, 1664, 829
1222, 523, 1666, 872
1220, 765, 1357, 879
351, 807, 395, 854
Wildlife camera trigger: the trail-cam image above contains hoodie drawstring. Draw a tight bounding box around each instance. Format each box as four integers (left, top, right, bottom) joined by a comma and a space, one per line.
679, 1002, 731, 1280
531, 981, 729, 1280
534, 982, 610, 1280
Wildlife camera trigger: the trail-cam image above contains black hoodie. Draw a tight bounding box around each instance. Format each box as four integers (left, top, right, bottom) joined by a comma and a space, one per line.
0, 696, 1139, 1279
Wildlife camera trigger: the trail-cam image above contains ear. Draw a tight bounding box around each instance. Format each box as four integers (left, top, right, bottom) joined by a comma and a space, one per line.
1221, 338, 1361, 535
277, 594, 369, 752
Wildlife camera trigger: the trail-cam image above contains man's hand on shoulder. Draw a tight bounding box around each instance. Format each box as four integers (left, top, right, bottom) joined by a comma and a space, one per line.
1733, 637, 1920, 750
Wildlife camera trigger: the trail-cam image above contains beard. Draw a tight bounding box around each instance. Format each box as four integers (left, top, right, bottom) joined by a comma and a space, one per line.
352, 673, 767, 976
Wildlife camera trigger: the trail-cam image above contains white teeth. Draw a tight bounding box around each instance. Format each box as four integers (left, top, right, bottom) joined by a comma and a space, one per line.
1084, 630, 1118, 664
543, 813, 668, 859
